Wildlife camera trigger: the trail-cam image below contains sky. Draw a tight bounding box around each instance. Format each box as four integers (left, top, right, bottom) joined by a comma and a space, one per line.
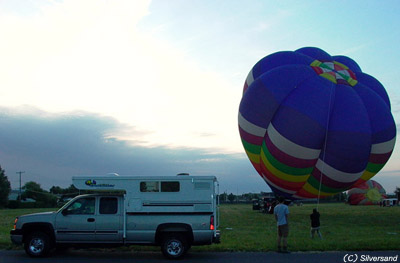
0, 0, 399, 195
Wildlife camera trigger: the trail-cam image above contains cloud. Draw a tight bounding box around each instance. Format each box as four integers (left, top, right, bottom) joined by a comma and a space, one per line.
0, 0, 242, 153
0, 106, 264, 193
251, 9, 293, 33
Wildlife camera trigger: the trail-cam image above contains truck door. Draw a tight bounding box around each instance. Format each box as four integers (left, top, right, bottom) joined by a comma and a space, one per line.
95, 197, 123, 242
55, 197, 96, 242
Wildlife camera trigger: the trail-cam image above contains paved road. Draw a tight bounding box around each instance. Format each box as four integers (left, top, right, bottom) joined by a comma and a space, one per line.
1, 250, 399, 263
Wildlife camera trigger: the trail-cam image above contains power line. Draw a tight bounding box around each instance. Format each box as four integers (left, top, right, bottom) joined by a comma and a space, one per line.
16, 171, 25, 200
24, 189, 80, 197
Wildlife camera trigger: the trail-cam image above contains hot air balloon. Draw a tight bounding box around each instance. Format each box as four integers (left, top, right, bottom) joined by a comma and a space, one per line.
348, 180, 386, 205
239, 47, 396, 199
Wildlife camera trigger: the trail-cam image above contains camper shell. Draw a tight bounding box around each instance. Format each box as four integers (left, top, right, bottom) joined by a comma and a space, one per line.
73, 174, 218, 214
11, 174, 220, 259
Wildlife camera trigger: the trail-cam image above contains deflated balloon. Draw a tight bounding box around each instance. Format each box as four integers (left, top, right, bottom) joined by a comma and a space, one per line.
348, 180, 386, 205
239, 47, 396, 199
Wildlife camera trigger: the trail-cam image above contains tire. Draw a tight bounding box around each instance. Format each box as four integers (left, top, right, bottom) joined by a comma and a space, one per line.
24, 232, 51, 257
161, 234, 188, 260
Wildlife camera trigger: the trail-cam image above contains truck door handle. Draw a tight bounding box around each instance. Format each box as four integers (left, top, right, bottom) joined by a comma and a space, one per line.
87, 218, 95, 222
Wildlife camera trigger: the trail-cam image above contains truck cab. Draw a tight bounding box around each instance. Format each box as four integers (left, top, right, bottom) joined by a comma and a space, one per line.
11, 174, 220, 259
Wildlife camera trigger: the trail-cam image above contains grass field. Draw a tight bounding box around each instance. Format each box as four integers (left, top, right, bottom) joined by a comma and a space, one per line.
1, 203, 399, 252
205, 203, 400, 252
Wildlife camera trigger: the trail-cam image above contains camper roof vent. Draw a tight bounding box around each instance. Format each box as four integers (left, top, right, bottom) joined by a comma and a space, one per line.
177, 173, 190, 176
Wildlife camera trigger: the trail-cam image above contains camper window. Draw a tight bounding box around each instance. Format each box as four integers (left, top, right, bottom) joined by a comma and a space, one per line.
140, 181, 180, 193
161, 181, 180, 192
140, 181, 159, 192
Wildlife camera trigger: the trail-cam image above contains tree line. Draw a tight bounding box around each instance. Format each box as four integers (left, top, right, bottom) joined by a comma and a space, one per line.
1, 165, 400, 208
0, 165, 80, 208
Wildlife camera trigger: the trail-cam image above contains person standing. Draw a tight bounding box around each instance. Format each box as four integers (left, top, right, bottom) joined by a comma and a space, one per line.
273, 196, 289, 253
310, 208, 322, 239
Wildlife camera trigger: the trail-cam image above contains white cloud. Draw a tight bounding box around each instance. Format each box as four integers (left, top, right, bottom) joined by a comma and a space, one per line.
0, 0, 242, 153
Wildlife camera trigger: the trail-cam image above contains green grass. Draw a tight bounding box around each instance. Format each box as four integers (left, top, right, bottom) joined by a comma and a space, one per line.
1, 204, 399, 251
195, 203, 400, 252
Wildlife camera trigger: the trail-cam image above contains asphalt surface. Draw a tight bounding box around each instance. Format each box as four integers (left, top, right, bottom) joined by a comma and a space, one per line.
1, 250, 399, 263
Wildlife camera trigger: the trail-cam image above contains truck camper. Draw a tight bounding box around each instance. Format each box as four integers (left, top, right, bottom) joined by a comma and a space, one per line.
11, 174, 220, 259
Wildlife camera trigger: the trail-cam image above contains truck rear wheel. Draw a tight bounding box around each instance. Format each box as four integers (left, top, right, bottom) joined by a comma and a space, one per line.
24, 232, 51, 257
161, 234, 188, 260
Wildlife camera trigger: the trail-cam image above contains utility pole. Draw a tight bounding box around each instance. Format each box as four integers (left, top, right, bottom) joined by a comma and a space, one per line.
16, 171, 25, 200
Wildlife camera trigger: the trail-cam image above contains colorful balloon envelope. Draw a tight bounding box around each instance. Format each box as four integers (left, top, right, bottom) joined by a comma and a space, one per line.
348, 180, 386, 205
239, 47, 396, 199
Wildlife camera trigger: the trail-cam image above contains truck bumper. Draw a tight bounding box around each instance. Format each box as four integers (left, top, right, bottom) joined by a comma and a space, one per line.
10, 230, 23, 245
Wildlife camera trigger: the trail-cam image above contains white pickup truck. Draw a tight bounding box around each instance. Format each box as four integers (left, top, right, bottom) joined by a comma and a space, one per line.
10, 174, 220, 259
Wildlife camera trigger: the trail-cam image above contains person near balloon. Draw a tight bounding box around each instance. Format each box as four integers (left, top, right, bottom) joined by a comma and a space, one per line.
273, 196, 290, 253
310, 208, 322, 239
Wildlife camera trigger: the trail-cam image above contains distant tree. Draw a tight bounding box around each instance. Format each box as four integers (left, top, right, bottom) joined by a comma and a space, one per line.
49, 184, 80, 205
65, 184, 79, 194
228, 193, 235, 203
50, 184, 79, 195
243, 193, 260, 201
50, 186, 63, 195
22, 181, 45, 200
219, 192, 228, 202
242, 193, 251, 201
0, 166, 11, 208
22, 181, 57, 207
338, 191, 347, 202
395, 187, 400, 200
324, 191, 347, 203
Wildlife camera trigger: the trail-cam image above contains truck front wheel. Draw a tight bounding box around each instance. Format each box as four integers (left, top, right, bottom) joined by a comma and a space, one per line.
161, 234, 188, 260
24, 232, 51, 257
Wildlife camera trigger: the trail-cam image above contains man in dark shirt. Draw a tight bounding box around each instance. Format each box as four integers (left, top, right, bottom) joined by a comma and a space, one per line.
310, 208, 322, 239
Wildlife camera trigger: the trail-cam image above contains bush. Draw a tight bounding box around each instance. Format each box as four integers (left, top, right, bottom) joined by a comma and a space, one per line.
7, 200, 19, 209
7, 201, 37, 209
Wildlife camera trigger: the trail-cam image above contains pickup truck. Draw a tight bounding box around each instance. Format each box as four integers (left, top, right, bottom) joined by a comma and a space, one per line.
11, 175, 220, 259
